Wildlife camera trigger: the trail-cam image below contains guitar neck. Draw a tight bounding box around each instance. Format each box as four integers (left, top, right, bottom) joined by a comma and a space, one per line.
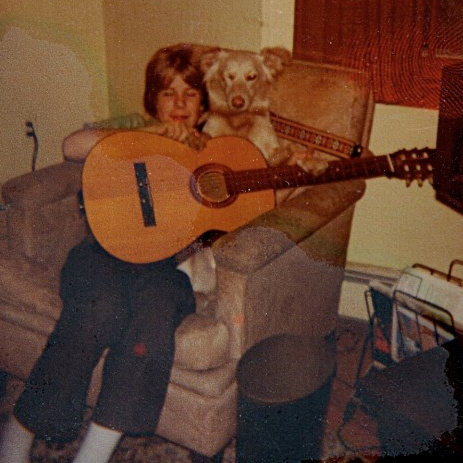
225, 153, 416, 194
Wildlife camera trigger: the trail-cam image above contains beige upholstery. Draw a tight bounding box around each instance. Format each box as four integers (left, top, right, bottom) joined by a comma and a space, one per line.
0, 59, 373, 458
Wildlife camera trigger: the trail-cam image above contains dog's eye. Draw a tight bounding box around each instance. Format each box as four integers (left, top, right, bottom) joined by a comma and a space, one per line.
246, 73, 257, 82
225, 72, 236, 81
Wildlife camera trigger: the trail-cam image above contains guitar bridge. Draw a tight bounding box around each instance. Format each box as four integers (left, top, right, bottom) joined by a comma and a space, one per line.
133, 162, 156, 227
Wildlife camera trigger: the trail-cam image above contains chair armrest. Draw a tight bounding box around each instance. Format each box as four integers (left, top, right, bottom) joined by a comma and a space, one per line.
2, 162, 83, 209
213, 179, 365, 273
2, 162, 87, 270
212, 179, 365, 360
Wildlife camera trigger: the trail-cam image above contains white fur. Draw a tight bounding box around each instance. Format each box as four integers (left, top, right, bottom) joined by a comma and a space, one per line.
200, 47, 291, 165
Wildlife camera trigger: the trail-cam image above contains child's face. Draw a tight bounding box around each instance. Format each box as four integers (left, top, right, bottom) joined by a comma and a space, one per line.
156, 74, 202, 128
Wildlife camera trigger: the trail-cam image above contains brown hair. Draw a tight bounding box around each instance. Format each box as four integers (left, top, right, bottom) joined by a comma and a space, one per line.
143, 44, 208, 118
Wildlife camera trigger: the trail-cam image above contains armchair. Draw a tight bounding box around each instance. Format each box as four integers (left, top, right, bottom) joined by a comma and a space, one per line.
0, 58, 373, 460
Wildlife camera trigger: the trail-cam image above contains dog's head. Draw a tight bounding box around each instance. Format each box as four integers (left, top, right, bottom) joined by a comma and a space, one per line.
200, 47, 291, 115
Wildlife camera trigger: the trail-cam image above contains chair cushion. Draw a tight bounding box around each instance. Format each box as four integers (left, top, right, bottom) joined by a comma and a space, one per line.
174, 313, 229, 370
0, 249, 62, 321
170, 360, 237, 397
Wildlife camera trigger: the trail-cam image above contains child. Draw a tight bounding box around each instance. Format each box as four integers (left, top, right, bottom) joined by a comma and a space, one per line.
0, 42, 326, 463
0, 43, 211, 463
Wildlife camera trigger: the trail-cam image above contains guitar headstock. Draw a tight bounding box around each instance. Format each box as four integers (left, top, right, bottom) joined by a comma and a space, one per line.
389, 148, 435, 186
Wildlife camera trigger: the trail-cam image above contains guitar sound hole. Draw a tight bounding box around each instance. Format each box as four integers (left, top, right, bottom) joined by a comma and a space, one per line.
191, 163, 236, 208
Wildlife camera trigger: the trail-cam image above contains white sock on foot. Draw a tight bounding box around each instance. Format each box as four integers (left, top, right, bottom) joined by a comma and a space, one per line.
0, 415, 34, 463
72, 422, 122, 463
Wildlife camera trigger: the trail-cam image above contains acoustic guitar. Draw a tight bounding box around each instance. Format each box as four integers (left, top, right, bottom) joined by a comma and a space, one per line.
82, 132, 434, 263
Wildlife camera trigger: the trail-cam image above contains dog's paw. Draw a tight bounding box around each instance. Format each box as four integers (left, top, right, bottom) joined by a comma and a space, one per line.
288, 149, 329, 175
266, 145, 293, 167
186, 132, 211, 151
297, 158, 329, 175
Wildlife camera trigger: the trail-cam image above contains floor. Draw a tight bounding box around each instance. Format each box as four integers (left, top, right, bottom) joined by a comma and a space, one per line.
2, 315, 456, 462
328, 316, 463, 463
321, 316, 381, 462
0, 316, 380, 462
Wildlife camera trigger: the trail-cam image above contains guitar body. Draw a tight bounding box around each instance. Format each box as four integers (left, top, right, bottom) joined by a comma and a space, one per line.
83, 132, 275, 263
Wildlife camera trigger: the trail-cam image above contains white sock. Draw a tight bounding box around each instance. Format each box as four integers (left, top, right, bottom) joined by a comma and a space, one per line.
72, 422, 122, 463
0, 415, 34, 463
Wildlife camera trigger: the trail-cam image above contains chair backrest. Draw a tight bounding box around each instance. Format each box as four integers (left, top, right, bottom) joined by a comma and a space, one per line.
1, 59, 373, 277
270, 60, 372, 151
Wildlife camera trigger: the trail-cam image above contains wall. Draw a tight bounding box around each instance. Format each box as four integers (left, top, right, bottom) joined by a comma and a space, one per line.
261, 0, 295, 50
102, 0, 266, 117
0, 0, 293, 181
0, 0, 108, 184
348, 104, 463, 273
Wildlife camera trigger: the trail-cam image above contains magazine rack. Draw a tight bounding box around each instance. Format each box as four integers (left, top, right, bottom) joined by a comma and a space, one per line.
356, 260, 463, 378
390, 289, 456, 362
413, 260, 463, 285
339, 261, 463, 457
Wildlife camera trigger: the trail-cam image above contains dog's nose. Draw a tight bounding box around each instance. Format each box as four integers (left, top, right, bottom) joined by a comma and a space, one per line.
231, 96, 245, 109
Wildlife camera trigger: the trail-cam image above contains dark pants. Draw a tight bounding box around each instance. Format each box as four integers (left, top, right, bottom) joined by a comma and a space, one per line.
15, 239, 196, 442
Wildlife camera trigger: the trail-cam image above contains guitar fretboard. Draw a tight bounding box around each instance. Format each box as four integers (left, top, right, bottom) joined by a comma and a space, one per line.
224, 150, 435, 194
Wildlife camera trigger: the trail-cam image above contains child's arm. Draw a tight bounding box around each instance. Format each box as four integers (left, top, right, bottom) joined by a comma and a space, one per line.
63, 113, 150, 162
63, 128, 120, 162
63, 116, 206, 162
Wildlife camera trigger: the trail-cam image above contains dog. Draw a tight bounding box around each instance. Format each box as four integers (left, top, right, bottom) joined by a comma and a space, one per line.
180, 47, 328, 301
200, 47, 292, 166
178, 48, 292, 301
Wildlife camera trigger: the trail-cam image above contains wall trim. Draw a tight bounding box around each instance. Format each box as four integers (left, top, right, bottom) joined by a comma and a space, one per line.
344, 261, 401, 286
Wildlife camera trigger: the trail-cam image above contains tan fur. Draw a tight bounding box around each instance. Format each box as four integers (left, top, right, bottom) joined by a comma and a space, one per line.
200, 47, 291, 166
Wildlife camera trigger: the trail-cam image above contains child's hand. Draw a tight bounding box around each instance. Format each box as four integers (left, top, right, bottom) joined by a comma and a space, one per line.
186, 132, 211, 151
287, 149, 328, 175
144, 121, 193, 143
143, 121, 209, 150
158, 121, 192, 143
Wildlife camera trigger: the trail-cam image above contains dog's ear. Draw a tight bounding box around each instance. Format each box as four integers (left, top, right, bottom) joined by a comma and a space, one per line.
260, 47, 292, 78
199, 48, 221, 74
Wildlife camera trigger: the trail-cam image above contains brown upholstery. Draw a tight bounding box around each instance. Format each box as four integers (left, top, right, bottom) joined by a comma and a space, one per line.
0, 58, 373, 457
